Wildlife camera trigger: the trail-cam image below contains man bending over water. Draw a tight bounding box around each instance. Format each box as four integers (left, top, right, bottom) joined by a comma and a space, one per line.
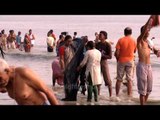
0, 58, 58, 105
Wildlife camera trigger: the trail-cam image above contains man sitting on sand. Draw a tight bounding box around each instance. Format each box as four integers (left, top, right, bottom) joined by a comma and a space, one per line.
0, 58, 58, 105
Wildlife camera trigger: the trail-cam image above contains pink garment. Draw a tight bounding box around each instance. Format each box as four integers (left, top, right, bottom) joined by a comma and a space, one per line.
52, 58, 64, 86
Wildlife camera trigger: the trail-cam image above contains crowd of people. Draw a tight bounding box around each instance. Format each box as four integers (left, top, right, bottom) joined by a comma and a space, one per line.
0, 29, 35, 52
52, 27, 160, 105
1, 23, 160, 105
49, 26, 159, 105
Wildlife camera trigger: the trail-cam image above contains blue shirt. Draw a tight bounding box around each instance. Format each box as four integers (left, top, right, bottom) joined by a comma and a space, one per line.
16, 35, 21, 44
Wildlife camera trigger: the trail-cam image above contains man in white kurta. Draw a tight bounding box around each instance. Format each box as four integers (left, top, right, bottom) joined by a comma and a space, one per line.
78, 41, 102, 102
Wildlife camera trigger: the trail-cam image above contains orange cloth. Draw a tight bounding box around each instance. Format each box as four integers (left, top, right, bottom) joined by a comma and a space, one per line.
116, 36, 136, 63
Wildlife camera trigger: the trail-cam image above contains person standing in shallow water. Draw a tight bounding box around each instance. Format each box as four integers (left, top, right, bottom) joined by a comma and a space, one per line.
28, 29, 35, 47
24, 33, 31, 52
77, 41, 102, 102
56, 34, 65, 56
59, 35, 75, 101
136, 26, 160, 105
1, 30, 7, 51
47, 32, 54, 52
52, 57, 64, 86
0, 58, 58, 105
7, 30, 16, 49
16, 31, 22, 50
115, 27, 136, 102
96, 31, 112, 97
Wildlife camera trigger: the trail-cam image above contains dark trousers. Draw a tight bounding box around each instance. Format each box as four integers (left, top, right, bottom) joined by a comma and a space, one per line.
79, 65, 87, 92
87, 73, 98, 101
47, 46, 53, 52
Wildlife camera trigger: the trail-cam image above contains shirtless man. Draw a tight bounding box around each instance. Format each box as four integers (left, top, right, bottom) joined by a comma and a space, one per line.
137, 26, 160, 105
7, 30, 16, 49
0, 58, 58, 105
29, 29, 35, 47
1, 30, 8, 51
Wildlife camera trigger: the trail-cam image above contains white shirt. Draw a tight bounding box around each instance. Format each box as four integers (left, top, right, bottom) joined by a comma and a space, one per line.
80, 48, 102, 85
47, 37, 54, 47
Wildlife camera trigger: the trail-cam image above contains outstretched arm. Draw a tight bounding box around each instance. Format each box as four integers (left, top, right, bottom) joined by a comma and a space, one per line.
21, 68, 59, 105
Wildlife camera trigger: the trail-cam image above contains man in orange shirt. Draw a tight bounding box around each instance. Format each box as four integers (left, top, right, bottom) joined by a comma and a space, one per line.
115, 27, 136, 101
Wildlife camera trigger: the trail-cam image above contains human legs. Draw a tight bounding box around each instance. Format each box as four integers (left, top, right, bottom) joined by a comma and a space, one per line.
125, 62, 133, 97
87, 73, 93, 102
136, 62, 152, 105
93, 85, 98, 102
101, 60, 112, 97
116, 62, 125, 97
87, 85, 93, 102
52, 74, 56, 86
80, 65, 86, 95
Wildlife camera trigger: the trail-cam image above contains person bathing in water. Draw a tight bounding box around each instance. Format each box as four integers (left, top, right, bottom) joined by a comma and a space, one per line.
0, 58, 59, 105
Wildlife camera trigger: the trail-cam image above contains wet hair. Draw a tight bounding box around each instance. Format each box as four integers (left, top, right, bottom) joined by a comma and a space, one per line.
61, 32, 68, 36
95, 32, 98, 36
0, 58, 9, 73
74, 32, 77, 35
100, 31, 107, 39
9, 30, 11, 33
1, 30, 4, 34
9, 30, 14, 34
18, 31, 21, 35
59, 34, 64, 39
86, 41, 95, 49
124, 27, 132, 36
50, 30, 53, 33
81, 36, 88, 43
29, 29, 32, 32
64, 35, 72, 42
47, 31, 51, 37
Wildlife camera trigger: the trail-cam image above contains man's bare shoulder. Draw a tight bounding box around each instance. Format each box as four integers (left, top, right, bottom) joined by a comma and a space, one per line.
15, 67, 41, 84
15, 67, 33, 75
